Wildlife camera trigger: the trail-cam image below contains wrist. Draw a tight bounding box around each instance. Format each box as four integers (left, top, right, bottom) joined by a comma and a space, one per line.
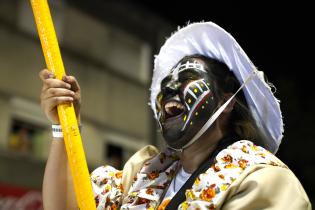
52, 124, 63, 138
52, 124, 82, 139
50, 119, 60, 125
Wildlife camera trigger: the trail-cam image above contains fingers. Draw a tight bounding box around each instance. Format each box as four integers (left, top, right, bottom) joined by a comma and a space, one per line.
62, 75, 80, 92
43, 79, 71, 91
39, 69, 81, 123
40, 69, 70, 90
39, 69, 54, 81
42, 88, 75, 100
41, 96, 73, 116
39, 69, 80, 92
40, 69, 76, 105
44, 96, 74, 107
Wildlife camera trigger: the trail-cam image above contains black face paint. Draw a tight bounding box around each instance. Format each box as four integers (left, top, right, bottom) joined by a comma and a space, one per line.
156, 59, 217, 149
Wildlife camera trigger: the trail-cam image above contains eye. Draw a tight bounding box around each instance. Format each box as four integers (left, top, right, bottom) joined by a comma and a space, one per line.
161, 75, 172, 88
178, 70, 200, 82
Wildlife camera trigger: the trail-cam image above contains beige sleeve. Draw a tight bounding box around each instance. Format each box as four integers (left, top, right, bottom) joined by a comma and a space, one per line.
222, 166, 312, 210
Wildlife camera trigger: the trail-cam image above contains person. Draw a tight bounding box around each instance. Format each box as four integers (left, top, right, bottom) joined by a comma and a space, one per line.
39, 22, 311, 210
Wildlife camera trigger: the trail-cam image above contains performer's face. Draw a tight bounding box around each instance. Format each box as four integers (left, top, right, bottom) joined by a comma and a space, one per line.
156, 58, 217, 149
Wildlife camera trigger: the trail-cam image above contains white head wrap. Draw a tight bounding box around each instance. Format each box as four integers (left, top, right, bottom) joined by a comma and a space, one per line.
150, 22, 284, 154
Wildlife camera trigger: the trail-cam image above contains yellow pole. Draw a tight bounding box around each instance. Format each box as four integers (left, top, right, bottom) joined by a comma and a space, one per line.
30, 1, 96, 209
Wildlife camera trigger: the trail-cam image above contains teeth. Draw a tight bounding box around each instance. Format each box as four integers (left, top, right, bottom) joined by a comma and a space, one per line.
165, 102, 184, 109
164, 101, 184, 115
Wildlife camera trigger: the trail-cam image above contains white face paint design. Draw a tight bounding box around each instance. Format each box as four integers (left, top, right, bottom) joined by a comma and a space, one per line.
181, 78, 212, 131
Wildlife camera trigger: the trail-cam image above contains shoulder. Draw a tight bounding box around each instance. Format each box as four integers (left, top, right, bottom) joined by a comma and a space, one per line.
236, 165, 308, 194
219, 140, 311, 209
183, 140, 311, 210
222, 165, 312, 210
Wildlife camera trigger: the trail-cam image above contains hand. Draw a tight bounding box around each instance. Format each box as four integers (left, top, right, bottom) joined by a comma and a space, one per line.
39, 69, 81, 124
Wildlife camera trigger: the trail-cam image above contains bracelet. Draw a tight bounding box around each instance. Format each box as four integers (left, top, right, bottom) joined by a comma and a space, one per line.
52, 124, 82, 138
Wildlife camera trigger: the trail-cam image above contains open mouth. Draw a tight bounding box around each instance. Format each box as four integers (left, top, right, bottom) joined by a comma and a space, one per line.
164, 100, 185, 120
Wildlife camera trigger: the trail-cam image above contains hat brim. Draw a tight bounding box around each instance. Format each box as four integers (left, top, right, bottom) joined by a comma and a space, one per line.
150, 22, 283, 153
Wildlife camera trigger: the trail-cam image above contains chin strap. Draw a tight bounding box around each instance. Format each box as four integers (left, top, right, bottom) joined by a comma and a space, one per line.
168, 70, 258, 152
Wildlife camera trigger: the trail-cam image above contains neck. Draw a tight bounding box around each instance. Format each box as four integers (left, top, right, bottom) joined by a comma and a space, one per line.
179, 124, 224, 173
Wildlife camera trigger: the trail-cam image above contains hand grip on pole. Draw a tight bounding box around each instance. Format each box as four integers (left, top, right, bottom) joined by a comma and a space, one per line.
30, 1, 96, 209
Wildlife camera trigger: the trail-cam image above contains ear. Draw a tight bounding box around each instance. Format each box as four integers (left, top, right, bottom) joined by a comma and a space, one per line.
222, 93, 236, 114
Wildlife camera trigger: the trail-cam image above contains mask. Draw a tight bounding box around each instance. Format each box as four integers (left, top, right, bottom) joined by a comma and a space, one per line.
156, 59, 217, 149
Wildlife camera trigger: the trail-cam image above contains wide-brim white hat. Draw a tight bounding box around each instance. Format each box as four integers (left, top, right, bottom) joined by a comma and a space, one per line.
150, 22, 284, 154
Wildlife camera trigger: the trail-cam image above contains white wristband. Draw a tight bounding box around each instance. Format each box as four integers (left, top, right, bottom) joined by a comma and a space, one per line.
52, 124, 82, 138
52, 124, 63, 138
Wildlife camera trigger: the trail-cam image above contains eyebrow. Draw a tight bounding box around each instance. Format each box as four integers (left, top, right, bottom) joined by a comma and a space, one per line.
173, 61, 207, 75
178, 68, 204, 75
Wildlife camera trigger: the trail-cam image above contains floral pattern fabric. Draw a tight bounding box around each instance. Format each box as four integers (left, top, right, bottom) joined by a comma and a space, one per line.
90, 140, 285, 210
91, 166, 124, 209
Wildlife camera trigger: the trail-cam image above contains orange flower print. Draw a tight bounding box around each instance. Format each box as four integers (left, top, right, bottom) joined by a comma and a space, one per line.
146, 188, 154, 195
200, 184, 216, 202
105, 197, 119, 209
158, 198, 171, 210
95, 195, 99, 207
109, 203, 117, 210
101, 178, 108, 185
258, 152, 266, 158
224, 163, 237, 169
238, 159, 248, 169
118, 184, 124, 193
211, 164, 221, 172
115, 171, 122, 179
148, 170, 160, 180
221, 154, 233, 163
208, 203, 215, 210
136, 197, 150, 205
218, 174, 225, 179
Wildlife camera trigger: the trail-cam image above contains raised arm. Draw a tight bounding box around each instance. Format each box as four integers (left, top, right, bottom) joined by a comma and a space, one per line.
39, 69, 81, 210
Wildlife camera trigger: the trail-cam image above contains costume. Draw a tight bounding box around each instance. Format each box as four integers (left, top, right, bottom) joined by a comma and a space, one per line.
91, 22, 311, 209
91, 141, 311, 209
